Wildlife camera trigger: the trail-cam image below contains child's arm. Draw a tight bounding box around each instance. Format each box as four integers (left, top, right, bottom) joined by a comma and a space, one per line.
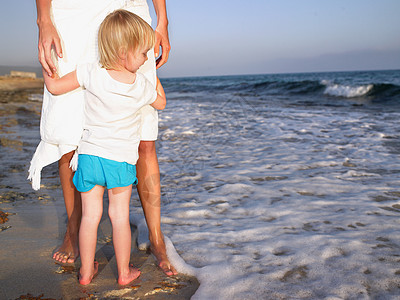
42, 69, 80, 95
150, 76, 166, 110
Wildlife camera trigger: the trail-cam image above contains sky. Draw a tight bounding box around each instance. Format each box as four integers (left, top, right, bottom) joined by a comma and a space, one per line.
1, 0, 399, 77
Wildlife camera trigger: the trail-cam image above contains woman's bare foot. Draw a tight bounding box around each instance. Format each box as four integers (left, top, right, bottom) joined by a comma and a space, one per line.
53, 228, 79, 264
79, 261, 99, 285
150, 237, 178, 276
118, 265, 141, 285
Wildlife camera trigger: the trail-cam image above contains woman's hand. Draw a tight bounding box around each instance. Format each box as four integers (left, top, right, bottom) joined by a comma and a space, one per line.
37, 20, 62, 77
154, 24, 171, 69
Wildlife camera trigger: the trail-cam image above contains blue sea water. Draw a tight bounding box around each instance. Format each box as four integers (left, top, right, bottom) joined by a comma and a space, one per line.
162, 69, 400, 109
148, 69, 400, 299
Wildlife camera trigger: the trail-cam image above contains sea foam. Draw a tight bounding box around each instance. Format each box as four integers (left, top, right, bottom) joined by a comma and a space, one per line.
321, 80, 373, 98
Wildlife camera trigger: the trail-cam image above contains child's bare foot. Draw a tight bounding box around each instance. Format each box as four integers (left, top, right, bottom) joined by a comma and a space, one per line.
150, 238, 178, 276
79, 261, 99, 285
53, 228, 79, 264
118, 265, 141, 285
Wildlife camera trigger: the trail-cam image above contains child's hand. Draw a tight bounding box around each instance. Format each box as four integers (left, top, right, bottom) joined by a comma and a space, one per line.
42, 67, 58, 81
156, 76, 166, 100
151, 76, 166, 110
42, 68, 57, 92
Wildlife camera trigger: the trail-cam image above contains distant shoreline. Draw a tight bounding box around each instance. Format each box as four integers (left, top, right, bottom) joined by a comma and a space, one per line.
0, 76, 43, 103
0, 65, 43, 78
0, 76, 43, 92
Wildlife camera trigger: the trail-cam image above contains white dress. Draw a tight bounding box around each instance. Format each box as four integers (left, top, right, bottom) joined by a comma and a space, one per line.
28, 0, 158, 190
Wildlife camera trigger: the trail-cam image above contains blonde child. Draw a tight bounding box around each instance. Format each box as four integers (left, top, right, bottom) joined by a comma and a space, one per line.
43, 9, 166, 285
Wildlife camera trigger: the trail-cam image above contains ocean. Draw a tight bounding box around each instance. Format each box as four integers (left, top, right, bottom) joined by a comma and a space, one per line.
2, 69, 400, 299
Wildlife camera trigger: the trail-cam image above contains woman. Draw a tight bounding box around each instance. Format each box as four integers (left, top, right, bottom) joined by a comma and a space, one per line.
31, 0, 176, 276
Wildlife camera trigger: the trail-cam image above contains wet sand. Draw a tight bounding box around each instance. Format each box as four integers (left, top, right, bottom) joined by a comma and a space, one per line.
0, 200, 198, 299
0, 83, 199, 299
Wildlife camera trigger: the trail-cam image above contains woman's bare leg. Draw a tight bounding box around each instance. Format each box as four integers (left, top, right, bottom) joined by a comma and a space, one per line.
53, 151, 81, 264
136, 141, 177, 276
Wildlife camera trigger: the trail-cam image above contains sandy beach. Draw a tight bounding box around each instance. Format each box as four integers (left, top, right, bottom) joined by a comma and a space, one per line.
0, 80, 199, 299
0, 199, 198, 299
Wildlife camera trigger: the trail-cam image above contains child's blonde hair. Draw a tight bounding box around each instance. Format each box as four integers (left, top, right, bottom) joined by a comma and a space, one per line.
98, 9, 155, 69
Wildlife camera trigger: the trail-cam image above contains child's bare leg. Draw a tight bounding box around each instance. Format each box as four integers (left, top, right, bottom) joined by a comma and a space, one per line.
136, 141, 177, 276
108, 186, 141, 285
79, 185, 104, 285
53, 151, 81, 264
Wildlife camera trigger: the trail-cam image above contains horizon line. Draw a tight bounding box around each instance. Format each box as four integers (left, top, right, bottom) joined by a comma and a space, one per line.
0, 64, 399, 80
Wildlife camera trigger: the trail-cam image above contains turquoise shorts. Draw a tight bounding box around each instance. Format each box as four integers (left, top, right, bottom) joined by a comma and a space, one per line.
73, 154, 138, 192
